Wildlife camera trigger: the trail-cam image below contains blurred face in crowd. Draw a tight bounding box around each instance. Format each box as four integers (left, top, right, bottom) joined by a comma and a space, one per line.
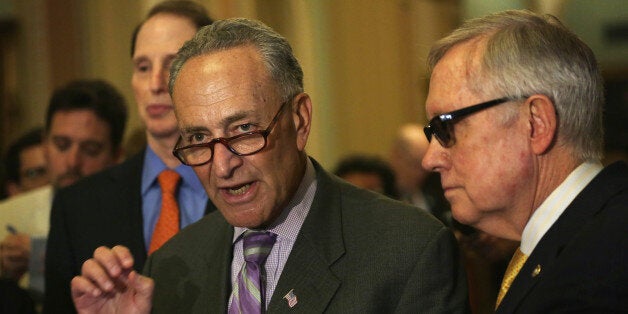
131, 13, 197, 142
17, 144, 49, 191
44, 110, 117, 189
421, 39, 535, 240
340, 172, 385, 195
390, 128, 430, 195
173, 46, 312, 229
6, 144, 49, 196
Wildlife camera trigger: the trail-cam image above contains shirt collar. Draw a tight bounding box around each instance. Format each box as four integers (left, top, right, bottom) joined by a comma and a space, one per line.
520, 161, 603, 254
141, 145, 206, 195
233, 158, 317, 242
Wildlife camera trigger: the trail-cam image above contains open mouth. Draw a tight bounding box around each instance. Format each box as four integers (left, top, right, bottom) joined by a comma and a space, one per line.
227, 183, 251, 195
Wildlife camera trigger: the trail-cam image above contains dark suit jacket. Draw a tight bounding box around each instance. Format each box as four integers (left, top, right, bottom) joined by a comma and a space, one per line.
145, 158, 469, 313
43, 151, 216, 313
496, 161, 628, 313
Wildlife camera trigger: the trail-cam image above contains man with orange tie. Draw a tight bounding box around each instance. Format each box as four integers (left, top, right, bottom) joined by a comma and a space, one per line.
43, 1, 215, 313
421, 10, 627, 313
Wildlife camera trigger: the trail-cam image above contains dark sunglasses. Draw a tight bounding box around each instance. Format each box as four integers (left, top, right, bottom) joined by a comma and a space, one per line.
424, 97, 519, 147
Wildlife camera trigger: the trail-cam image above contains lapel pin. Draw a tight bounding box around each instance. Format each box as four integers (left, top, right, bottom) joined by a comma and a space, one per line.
283, 289, 298, 308
532, 264, 542, 277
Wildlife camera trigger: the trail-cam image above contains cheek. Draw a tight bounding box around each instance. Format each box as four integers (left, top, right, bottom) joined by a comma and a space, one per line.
455, 133, 530, 193
132, 80, 148, 102
193, 167, 211, 191
485, 139, 532, 195
83, 156, 110, 172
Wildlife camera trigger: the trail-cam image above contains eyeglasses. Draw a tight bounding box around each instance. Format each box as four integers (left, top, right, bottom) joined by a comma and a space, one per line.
173, 101, 290, 166
424, 97, 518, 148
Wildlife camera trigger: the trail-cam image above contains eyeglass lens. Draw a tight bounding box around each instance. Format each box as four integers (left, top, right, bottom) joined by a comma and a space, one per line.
424, 118, 453, 147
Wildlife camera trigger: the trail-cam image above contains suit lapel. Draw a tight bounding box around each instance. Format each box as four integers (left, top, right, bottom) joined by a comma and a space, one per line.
202, 214, 234, 312
108, 151, 147, 269
497, 162, 628, 313
268, 159, 344, 312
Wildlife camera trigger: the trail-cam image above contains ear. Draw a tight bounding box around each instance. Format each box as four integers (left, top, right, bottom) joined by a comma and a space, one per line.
292, 93, 312, 151
527, 94, 557, 155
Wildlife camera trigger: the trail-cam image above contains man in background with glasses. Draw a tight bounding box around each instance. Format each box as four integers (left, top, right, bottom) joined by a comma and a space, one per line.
70, 18, 469, 313
3, 127, 49, 198
423, 10, 627, 312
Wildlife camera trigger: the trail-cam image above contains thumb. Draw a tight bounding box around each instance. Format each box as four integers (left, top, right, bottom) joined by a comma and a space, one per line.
129, 271, 154, 312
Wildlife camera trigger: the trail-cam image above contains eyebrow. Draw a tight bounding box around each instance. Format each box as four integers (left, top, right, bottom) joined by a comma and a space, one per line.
132, 56, 148, 64
180, 109, 258, 135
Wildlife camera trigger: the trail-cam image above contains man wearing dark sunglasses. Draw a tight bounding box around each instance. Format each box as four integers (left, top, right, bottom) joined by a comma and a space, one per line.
423, 10, 627, 313
70, 18, 469, 313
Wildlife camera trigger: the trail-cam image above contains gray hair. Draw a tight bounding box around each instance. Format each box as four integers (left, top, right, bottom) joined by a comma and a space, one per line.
428, 9, 604, 162
169, 17, 304, 102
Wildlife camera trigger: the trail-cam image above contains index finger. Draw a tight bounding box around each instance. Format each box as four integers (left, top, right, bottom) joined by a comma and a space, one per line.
92, 245, 135, 278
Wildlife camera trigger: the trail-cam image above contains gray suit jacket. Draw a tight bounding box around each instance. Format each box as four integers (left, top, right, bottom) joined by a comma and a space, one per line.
145, 158, 469, 313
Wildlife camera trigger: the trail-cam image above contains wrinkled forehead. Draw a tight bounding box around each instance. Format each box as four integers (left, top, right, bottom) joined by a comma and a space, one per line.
427, 39, 488, 114
172, 47, 281, 123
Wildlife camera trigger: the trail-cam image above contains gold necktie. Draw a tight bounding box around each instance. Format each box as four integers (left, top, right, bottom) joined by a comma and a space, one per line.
148, 170, 181, 255
495, 248, 528, 308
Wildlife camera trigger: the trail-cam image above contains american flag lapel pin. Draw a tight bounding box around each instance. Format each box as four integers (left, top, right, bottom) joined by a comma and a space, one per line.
283, 289, 298, 308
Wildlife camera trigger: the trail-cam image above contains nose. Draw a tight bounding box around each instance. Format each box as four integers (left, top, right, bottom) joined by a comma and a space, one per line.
150, 65, 168, 93
65, 145, 82, 173
421, 140, 448, 173
211, 143, 242, 179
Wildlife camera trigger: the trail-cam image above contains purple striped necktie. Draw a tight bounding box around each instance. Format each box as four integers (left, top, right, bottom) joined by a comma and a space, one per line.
229, 230, 277, 314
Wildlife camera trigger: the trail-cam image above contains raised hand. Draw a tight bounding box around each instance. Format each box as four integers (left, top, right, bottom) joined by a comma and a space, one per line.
71, 245, 154, 314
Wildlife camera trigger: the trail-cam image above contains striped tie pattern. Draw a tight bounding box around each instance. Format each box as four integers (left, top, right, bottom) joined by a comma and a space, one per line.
148, 170, 181, 255
230, 230, 277, 314
495, 247, 528, 308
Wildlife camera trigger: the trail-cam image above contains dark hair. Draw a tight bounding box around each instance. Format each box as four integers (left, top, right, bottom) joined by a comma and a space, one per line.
45, 79, 128, 150
130, 0, 213, 57
4, 127, 44, 184
334, 155, 400, 199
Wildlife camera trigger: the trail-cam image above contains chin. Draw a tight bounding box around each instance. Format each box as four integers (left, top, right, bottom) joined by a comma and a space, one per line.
451, 206, 482, 228
147, 126, 178, 139
220, 207, 264, 229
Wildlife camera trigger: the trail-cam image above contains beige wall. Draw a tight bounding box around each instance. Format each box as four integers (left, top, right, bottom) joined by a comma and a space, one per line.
5, 0, 626, 168
6, 0, 461, 168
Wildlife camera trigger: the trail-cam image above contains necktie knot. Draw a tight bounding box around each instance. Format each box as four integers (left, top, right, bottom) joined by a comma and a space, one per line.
158, 169, 181, 194
243, 230, 277, 265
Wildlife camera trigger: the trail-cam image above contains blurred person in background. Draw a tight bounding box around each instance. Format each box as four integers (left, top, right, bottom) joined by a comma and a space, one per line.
43, 79, 127, 190
44, 1, 215, 312
389, 123, 451, 225
3, 127, 48, 198
334, 154, 399, 199
0, 79, 127, 308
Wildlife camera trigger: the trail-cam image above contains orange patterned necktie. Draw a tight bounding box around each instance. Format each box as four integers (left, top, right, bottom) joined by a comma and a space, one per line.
495, 247, 528, 308
148, 170, 181, 255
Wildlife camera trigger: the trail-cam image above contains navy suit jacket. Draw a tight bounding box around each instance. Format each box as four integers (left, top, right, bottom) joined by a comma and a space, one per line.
145, 158, 469, 313
43, 151, 216, 313
496, 161, 628, 313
